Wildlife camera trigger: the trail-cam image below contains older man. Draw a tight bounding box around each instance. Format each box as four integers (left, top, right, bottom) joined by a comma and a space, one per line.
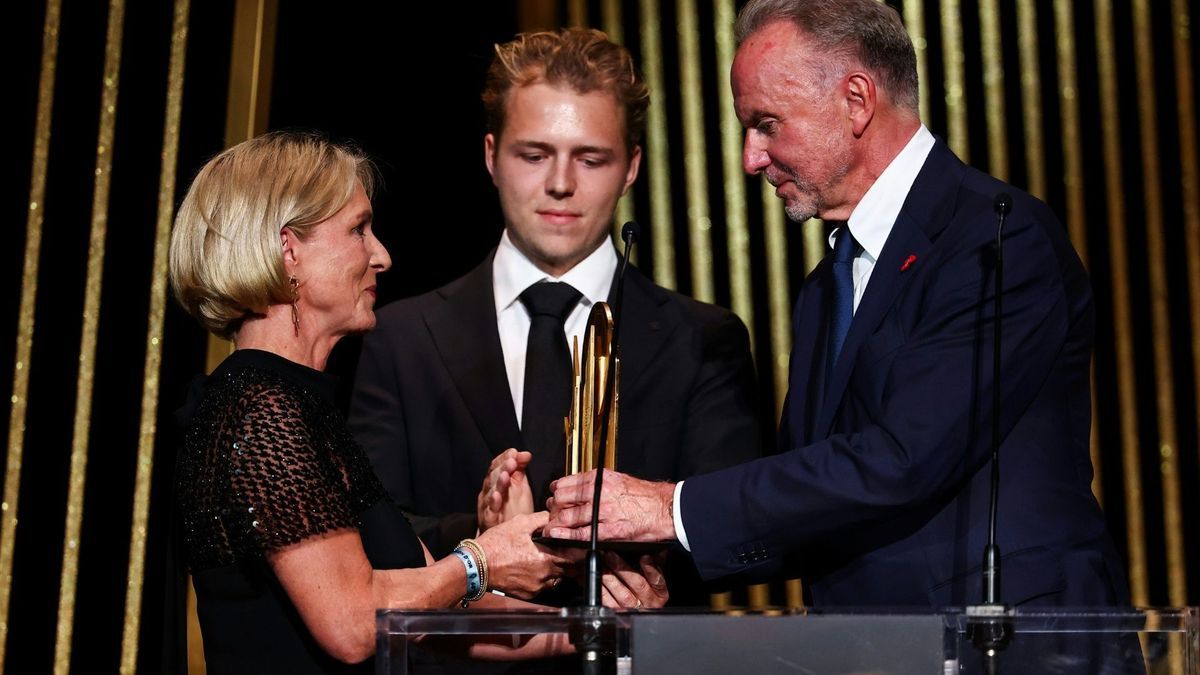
548, 0, 1128, 612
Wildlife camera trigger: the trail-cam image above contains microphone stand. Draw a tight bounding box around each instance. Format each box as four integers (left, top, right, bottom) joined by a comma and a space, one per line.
966, 194, 1014, 675
575, 222, 639, 675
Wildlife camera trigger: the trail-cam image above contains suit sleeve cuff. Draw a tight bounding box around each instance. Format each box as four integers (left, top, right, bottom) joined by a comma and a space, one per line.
673, 480, 691, 552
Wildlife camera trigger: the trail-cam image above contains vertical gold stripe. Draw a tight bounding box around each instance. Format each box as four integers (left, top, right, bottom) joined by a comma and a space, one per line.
746, 583, 769, 609
600, 0, 622, 43
939, 0, 969, 162
223, 0, 277, 148
1052, 0, 1102, 504
640, 0, 675, 289
119, 0, 189, 671
205, 337, 235, 375
784, 578, 803, 609
56, 1, 126, 672
1094, 0, 1147, 607
1053, 1, 1088, 261
517, 1, 557, 32
1015, 0, 1045, 198
1171, 0, 1200, 488
716, 0, 754, 348
1132, 0, 1186, 609
709, 591, 731, 610
186, 580, 204, 673
712, 3, 753, 610
602, 0, 636, 252
567, 0, 587, 27
978, 0, 1007, 180
676, 0, 714, 302
1086, 366, 1103, 507
0, 1, 62, 667
762, 181, 791, 416
208, 0, 279, 372
801, 218, 824, 277
902, 0, 930, 123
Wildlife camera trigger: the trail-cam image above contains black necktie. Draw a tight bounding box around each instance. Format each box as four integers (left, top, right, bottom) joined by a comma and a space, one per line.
826, 227, 859, 384
519, 281, 582, 502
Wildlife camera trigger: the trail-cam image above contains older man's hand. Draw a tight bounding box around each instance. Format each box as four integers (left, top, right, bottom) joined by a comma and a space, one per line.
600, 552, 670, 610
545, 470, 678, 542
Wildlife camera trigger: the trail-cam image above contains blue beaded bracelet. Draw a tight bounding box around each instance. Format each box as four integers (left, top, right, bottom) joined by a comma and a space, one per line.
452, 547, 483, 606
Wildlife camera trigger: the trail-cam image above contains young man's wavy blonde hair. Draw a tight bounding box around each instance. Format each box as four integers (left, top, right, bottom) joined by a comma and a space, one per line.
481, 27, 650, 152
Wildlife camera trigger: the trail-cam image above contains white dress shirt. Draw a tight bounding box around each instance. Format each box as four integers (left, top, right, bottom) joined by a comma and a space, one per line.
492, 230, 617, 425
674, 125, 936, 551
831, 124, 936, 313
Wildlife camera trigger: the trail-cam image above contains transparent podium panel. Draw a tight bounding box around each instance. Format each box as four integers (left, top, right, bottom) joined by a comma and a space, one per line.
629, 612, 945, 673
951, 607, 1198, 674
376, 606, 629, 675
377, 606, 1198, 674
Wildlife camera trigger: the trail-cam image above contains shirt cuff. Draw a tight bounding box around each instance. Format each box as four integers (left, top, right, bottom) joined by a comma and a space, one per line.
673, 480, 691, 552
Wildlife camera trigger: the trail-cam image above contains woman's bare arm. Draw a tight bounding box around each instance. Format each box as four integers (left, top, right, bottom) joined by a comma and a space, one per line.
268, 512, 569, 663
269, 528, 468, 664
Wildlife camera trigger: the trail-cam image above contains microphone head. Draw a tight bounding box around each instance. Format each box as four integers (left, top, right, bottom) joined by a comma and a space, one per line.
993, 193, 1013, 217
620, 220, 640, 243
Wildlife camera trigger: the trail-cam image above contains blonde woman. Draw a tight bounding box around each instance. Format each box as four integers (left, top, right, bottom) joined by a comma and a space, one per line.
170, 131, 664, 673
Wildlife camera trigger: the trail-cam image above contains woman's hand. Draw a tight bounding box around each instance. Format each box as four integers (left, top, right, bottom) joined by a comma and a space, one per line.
476, 512, 571, 599
600, 552, 669, 610
476, 448, 534, 533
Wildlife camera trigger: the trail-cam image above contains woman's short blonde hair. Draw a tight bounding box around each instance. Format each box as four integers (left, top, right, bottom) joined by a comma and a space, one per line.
169, 131, 376, 339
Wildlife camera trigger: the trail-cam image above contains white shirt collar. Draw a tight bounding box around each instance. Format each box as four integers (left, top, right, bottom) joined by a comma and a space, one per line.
828, 124, 935, 258
493, 230, 617, 314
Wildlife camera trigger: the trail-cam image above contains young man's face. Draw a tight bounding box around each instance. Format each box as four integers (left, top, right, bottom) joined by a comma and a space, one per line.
485, 82, 641, 277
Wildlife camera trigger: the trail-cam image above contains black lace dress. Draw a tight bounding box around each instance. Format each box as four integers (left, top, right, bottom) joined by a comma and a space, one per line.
176, 349, 424, 674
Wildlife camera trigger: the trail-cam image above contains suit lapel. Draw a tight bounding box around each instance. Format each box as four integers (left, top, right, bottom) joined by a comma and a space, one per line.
792, 263, 832, 447
815, 140, 964, 438
423, 254, 524, 456
610, 265, 673, 398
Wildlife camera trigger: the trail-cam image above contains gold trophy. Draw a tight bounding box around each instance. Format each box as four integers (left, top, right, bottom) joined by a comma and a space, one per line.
564, 302, 619, 475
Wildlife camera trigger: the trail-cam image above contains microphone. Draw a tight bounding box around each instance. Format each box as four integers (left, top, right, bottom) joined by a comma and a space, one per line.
611, 221, 639, 349
983, 192, 1009, 606
585, 221, 639, 608
968, 193, 1014, 672
575, 223, 640, 675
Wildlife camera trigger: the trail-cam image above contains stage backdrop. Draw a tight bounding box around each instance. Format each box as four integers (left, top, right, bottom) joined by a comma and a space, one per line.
0, 1, 1196, 672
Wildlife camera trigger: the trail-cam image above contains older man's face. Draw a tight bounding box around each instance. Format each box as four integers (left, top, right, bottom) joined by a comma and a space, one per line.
733, 21, 855, 222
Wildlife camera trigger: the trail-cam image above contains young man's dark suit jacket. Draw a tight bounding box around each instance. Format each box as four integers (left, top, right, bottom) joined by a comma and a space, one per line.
678, 139, 1129, 609
349, 251, 761, 603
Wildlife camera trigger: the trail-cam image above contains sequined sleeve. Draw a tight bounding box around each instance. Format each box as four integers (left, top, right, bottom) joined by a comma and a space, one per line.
180, 368, 385, 570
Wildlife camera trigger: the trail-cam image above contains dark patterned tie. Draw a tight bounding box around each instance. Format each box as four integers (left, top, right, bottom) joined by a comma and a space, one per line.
519, 281, 582, 502
826, 226, 859, 384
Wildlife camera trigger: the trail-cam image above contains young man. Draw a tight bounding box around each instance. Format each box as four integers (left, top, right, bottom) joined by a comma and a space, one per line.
351, 28, 760, 606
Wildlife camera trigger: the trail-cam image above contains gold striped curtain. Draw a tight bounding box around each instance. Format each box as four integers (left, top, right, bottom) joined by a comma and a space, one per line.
0, 0, 1196, 671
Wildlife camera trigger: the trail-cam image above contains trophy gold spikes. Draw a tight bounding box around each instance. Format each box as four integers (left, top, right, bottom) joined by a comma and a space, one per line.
564, 302, 619, 475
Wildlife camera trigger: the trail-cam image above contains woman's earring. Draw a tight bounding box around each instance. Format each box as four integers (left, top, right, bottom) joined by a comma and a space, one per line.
289, 275, 300, 336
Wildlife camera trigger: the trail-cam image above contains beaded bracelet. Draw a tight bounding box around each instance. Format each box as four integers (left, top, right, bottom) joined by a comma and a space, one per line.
452, 547, 484, 607
458, 538, 489, 600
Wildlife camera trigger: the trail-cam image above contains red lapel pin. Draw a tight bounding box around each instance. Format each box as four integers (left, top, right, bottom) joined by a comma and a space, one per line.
900, 254, 917, 272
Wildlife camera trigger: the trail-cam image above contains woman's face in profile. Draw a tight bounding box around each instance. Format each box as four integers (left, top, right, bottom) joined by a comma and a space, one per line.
289, 182, 391, 337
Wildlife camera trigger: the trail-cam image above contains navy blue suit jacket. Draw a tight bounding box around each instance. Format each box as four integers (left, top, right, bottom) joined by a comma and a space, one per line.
680, 140, 1128, 608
